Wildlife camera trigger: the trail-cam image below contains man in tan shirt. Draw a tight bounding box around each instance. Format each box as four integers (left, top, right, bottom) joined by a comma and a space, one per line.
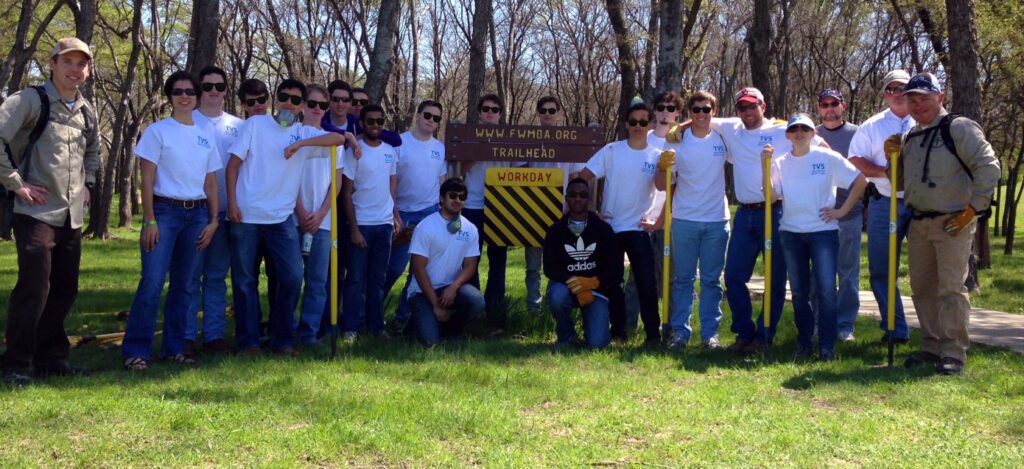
889, 73, 999, 375
0, 38, 100, 386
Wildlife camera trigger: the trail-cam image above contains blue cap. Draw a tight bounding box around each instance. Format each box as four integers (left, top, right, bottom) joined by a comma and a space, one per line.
786, 114, 815, 130
904, 73, 942, 95
818, 89, 844, 102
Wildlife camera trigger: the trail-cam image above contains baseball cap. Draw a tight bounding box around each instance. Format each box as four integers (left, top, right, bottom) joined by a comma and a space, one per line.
786, 114, 815, 130
818, 88, 844, 102
51, 37, 93, 60
881, 69, 910, 91
904, 73, 942, 95
735, 87, 764, 105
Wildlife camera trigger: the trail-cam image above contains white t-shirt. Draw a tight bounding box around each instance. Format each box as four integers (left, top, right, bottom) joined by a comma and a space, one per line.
228, 115, 312, 224
395, 131, 447, 213
848, 109, 915, 198
193, 109, 244, 213
644, 131, 669, 219
585, 140, 661, 233
772, 147, 860, 233
647, 130, 667, 150
407, 212, 480, 295
296, 128, 344, 231
135, 117, 221, 200
712, 117, 824, 204
344, 139, 397, 225
464, 161, 512, 210
665, 129, 730, 222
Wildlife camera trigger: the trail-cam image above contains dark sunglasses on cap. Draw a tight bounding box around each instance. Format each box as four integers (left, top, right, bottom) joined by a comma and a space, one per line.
884, 85, 906, 95
735, 103, 759, 112
353, 98, 370, 106
690, 106, 713, 114
538, 107, 558, 115
786, 125, 814, 133
422, 111, 442, 123
170, 88, 197, 97
330, 95, 351, 103
307, 99, 329, 111
627, 119, 649, 127
480, 105, 501, 114
655, 104, 677, 113
277, 92, 303, 105
245, 95, 268, 106
566, 190, 589, 199
446, 191, 468, 201
201, 82, 227, 92
363, 117, 386, 126
818, 100, 842, 108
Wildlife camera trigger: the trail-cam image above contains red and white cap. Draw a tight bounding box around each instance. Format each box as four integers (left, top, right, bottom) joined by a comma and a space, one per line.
734, 87, 764, 105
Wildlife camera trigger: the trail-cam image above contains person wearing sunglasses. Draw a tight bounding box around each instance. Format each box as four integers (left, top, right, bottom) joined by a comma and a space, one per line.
407, 178, 485, 346
183, 65, 245, 356
321, 80, 401, 148
237, 78, 269, 117
461, 93, 514, 326
543, 178, 622, 349
762, 114, 867, 362
813, 89, 862, 344
580, 102, 664, 346
847, 69, 915, 346
122, 71, 222, 371
655, 91, 730, 352
383, 100, 449, 334
341, 104, 403, 343
349, 88, 371, 118
226, 78, 345, 356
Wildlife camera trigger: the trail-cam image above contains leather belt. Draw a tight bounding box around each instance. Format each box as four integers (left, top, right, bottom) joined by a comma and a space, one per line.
738, 200, 782, 211
154, 195, 207, 209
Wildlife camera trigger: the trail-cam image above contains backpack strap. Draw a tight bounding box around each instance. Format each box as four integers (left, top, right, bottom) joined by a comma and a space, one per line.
938, 113, 973, 180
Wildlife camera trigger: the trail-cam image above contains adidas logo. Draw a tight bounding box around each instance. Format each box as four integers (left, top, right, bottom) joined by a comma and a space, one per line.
564, 237, 596, 262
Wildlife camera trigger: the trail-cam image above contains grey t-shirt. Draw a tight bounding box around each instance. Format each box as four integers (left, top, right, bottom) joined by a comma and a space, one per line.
817, 122, 861, 220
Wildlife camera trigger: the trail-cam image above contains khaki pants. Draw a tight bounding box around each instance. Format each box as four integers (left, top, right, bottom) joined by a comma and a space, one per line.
907, 216, 974, 362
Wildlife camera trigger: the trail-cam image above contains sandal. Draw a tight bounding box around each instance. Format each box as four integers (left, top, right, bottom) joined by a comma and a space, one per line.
167, 354, 198, 365
123, 357, 148, 371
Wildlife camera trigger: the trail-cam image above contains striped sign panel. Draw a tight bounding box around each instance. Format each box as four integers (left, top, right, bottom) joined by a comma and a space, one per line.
484, 168, 564, 247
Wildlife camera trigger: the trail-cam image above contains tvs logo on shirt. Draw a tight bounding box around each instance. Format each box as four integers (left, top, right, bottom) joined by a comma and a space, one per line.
642, 162, 658, 175
197, 135, 211, 149
811, 163, 826, 176
289, 134, 301, 144
454, 230, 470, 241
224, 126, 237, 137
564, 237, 597, 272
713, 145, 726, 157
384, 153, 395, 163
430, 150, 443, 161
759, 135, 773, 145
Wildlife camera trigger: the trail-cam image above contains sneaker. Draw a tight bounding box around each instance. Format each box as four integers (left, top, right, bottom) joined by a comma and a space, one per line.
702, 336, 722, 350
838, 332, 856, 343
668, 335, 688, 351
34, 363, 89, 378
904, 351, 941, 368
936, 356, 964, 376
2, 370, 32, 387
742, 340, 766, 356
726, 338, 752, 353
342, 331, 358, 344
818, 349, 836, 362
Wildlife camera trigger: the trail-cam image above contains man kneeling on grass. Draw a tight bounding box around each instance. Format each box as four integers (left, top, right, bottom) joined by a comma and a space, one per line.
407, 178, 485, 346
543, 178, 623, 349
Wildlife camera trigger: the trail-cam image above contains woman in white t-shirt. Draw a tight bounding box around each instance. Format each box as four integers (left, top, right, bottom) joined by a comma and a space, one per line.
123, 71, 222, 370
763, 114, 866, 362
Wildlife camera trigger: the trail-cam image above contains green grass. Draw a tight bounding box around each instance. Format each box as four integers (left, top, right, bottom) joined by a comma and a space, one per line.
1, 220, 1023, 466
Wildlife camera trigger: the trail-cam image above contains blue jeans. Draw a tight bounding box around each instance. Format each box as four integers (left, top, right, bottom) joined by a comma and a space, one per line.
524, 246, 543, 308
229, 216, 304, 350
548, 282, 611, 348
610, 231, 659, 341
385, 207, 438, 326
343, 224, 392, 334
867, 196, 910, 339
724, 205, 787, 344
780, 230, 839, 352
297, 228, 331, 344
836, 214, 862, 336
409, 284, 485, 346
186, 214, 229, 343
669, 220, 728, 342
122, 203, 208, 360
463, 208, 508, 312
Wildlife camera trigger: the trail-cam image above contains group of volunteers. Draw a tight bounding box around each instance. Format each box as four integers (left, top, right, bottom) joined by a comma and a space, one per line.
0, 37, 999, 386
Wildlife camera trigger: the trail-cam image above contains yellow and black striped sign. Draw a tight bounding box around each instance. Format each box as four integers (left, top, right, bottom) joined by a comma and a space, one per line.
484, 168, 564, 247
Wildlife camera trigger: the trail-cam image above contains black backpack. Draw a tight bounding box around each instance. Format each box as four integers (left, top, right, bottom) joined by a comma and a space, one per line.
905, 113, 974, 182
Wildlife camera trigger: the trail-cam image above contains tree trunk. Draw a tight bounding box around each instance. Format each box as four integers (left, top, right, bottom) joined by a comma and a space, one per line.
0, 1, 65, 96
605, 0, 639, 138
186, 0, 221, 73
654, 0, 682, 96
364, 0, 402, 107
466, 0, 492, 123
747, 0, 773, 112
0, 1, 39, 97
68, 0, 98, 102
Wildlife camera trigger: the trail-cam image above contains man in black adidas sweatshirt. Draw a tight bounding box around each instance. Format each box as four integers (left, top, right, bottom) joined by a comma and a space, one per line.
543, 178, 623, 349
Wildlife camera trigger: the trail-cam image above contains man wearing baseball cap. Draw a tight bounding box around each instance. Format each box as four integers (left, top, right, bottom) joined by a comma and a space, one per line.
888, 72, 999, 375
0, 37, 100, 385
847, 69, 915, 346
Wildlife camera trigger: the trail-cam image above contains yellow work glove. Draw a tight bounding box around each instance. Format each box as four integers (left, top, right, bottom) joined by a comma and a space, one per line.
944, 206, 976, 236
657, 150, 676, 171
566, 276, 600, 294
883, 134, 903, 161
666, 123, 682, 144
576, 289, 595, 306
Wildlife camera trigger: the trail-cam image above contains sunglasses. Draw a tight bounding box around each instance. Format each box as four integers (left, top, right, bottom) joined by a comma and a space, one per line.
244, 95, 268, 106
307, 99, 329, 110
884, 85, 906, 95
786, 125, 814, 133
363, 117, 386, 126
538, 107, 558, 115
627, 119, 649, 127
480, 105, 502, 114
566, 190, 589, 199
690, 106, 713, 114
818, 101, 842, 108
352, 99, 370, 106
330, 95, 351, 103
735, 103, 759, 112
277, 92, 303, 105
170, 88, 197, 97
201, 82, 226, 92
422, 111, 442, 123
446, 191, 468, 201
656, 104, 677, 112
